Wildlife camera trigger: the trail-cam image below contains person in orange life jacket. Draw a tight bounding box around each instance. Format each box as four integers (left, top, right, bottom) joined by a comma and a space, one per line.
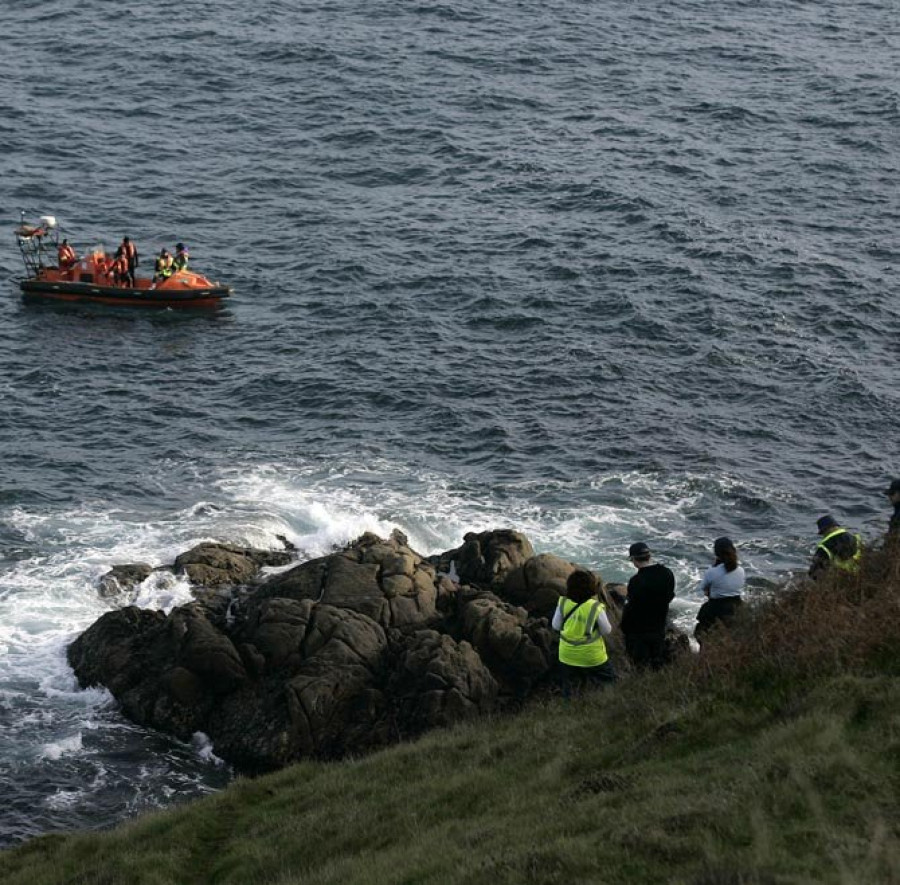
620, 541, 675, 670
552, 569, 615, 696
108, 246, 129, 287
173, 242, 189, 272
694, 536, 745, 642
93, 252, 108, 280
57, 238, 77, 272
886, 479, 900, 536
809, 514, 861, 579
121, 237, 139, 287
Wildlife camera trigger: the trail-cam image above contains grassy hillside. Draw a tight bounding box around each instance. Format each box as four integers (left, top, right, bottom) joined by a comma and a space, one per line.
2, 543, 899, 885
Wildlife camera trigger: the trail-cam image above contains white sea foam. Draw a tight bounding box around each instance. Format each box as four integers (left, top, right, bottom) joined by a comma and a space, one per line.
45, 789, 87, 810
40, 732, 83, 761
191, 732, 225, 766
211, 458, 775, 586
208, 457, 806, 634
131, 571, 196, 614
0, 500, 240, 789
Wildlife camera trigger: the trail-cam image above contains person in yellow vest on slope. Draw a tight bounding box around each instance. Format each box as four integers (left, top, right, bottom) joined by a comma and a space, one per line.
809, 514, 862, 579
552, 569, 616, 696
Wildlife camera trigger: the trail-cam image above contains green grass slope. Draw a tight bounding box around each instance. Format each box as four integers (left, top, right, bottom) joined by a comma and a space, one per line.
3, 544, 899, 885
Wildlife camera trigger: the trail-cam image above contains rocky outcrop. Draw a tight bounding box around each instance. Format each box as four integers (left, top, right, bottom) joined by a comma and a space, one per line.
97, 540, 297, 601
501, 552, 577, 618
387, 630, 499, 736
257, 530, 439, 630
68, 602, 248, 739
429, 529, 534, 591
68, 530, 575, 772
174, 542, 294, 588
98, 563, 154, 598
455, 588, 554, 694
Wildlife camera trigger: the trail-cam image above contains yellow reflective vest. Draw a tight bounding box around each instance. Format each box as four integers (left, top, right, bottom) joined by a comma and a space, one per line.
155, 256, 174, 278
558, 597, 608, 667
816, 528, 862, 572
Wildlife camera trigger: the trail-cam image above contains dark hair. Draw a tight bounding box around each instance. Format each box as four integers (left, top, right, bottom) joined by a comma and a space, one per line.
566, 569, 598, 604
713, 536, 739, 573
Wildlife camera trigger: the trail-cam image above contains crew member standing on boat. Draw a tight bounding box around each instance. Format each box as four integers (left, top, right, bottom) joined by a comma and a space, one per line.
57, 239, 77, 274
121, 237, 139, 287
173, 243, 189, 272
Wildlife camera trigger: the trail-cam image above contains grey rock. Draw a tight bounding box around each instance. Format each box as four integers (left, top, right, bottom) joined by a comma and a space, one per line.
98, 563, 154, 598
429, 529, 535, 591
68, 529, 565, 772
174, 542, 294, 588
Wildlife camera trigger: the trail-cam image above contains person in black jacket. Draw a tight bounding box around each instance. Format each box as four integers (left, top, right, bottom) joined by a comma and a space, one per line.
886, 479, 900, 536
620, 541, 675, 669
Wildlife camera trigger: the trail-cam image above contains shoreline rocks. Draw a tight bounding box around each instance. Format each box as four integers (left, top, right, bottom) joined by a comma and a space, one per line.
98, 538, 298, 601
71, 530, 603, 772
98, 563, 155, 598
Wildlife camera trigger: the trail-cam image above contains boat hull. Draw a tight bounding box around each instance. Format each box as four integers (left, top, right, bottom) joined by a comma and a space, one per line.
20, 279, 231, 310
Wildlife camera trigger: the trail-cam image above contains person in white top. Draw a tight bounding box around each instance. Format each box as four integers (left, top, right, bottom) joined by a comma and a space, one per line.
695, 536, 745, 642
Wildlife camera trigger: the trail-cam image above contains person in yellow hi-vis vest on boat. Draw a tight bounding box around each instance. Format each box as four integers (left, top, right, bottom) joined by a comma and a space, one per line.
552, 569, 616, 696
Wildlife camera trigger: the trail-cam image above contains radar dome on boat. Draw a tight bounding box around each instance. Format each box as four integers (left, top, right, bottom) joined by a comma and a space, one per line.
39, 215, 57, 229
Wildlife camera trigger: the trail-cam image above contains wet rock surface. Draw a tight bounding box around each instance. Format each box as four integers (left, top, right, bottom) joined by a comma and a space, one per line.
174, 542, 294, 588
97, 540, 296, 600
97, 563, 154, 598
70, 530, 579, 771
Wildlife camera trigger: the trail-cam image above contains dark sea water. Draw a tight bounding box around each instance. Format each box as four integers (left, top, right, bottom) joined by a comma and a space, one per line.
0, 0, 897, 848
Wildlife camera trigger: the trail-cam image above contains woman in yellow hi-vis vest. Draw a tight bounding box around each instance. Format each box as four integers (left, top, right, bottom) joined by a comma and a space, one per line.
552, 569, 616, 696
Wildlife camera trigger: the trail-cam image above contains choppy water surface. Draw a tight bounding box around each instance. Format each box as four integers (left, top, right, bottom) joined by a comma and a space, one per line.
0, 0, 897, 847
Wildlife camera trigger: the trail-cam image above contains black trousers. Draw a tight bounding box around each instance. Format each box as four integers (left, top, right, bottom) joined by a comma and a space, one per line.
624, 631, 667, 670
695, 596, 742, 639
558, 660, 616, 697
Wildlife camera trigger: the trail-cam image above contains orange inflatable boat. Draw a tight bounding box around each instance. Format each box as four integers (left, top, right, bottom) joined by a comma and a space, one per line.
15, 215, 232, 310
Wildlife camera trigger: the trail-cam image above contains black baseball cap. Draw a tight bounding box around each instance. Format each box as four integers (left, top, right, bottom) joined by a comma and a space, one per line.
816, 514, 838, 533
628, 542, 651, 559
